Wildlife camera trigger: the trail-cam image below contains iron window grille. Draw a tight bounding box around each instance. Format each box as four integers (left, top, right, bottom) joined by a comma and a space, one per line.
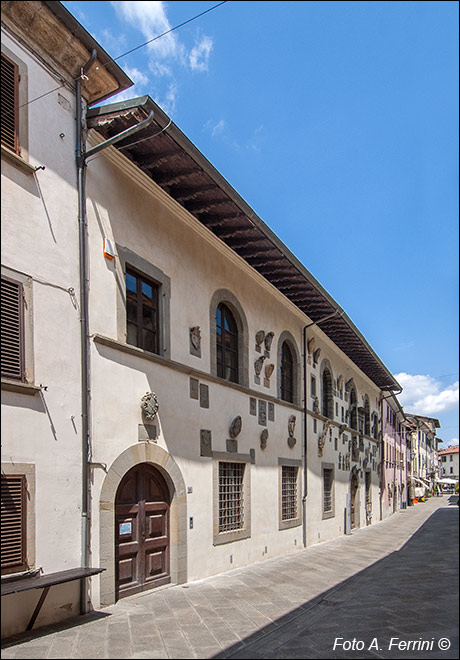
281, 466, 298, 521
218, 462, 245, 532
323, 468, 333, 513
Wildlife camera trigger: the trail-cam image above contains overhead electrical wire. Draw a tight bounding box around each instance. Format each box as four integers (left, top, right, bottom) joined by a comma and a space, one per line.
15, 1, 229, 113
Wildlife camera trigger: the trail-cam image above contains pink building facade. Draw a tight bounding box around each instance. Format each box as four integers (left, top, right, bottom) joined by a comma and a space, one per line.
380, 395, 407, 519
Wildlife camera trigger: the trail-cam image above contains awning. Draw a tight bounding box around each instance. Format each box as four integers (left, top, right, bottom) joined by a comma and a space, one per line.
411, 477, 430, 486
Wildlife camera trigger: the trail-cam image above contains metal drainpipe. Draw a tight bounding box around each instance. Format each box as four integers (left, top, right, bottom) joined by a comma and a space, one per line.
76, 49, 97, 616
301, 309, 341, 548
76, 56, 155, 614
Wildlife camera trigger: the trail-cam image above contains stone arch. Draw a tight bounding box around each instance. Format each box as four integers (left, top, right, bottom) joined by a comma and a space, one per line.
320, 358, 334, 420
276, 330, 301, 406
99, 442, 187, 606
209, 288, 249, 388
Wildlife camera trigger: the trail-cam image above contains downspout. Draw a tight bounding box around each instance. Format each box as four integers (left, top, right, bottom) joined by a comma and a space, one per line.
301, 309, 342, 548
76, 55, 154, 614
76, 50, 97, 616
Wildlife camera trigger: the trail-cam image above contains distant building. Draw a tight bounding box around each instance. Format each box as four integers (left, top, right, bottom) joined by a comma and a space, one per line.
439, 446, 459, 481
405, 414, 441, 499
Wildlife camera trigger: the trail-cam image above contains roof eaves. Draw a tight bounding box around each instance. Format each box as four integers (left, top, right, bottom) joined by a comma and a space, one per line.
43, 1, 133, 104
87, 95, 401, 391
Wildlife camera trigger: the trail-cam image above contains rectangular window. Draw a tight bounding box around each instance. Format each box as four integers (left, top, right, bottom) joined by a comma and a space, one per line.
218, 462, 245, 533
281, 466, 298, 521
1, 276, 25, 381
1, 54, 19, 154
323, 468, 333, 515
313, 419, 317, 433
310, 375, 316, 397
1, 474, 27, 574
126, 268, 160, 354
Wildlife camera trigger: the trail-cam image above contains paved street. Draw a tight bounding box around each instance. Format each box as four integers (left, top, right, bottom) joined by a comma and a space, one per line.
2, 497, 458, 659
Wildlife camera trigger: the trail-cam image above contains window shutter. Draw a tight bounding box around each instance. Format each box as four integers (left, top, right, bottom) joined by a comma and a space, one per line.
1, 54, 19, 154
1, 277, 25, 380
1, 475, 27, 572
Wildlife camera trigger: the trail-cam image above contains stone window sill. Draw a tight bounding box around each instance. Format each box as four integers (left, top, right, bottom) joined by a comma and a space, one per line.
1, 145, 37, 175
1, 379, 41, 396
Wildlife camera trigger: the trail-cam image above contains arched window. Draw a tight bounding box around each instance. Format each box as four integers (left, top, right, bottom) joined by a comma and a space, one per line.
280, 341, 294, 403
349, 387, 358, 430
216, 303, 238, 383
321, 366, 334, 419
364, 396, 371, 436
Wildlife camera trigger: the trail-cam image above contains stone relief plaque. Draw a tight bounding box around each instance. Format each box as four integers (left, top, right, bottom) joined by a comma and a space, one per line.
258, 399, 267, 426
138, 424, 158, 442
260, 428, 269, 450
268, 402, 275, 422
255, 330, 265, 352
189, 326, 201, 357
288, 415, 296, 437
318, 421, 331, 457
141, 392, 159, 421
226, 439, 238, 453
255, 355, 266, 376
229, 416, 242, 438
199, 383, 209, 409
288, 436, 297, 449
250, 397, 257, 416
190, 377, 199, 400
200, 429, 212, 457
264, 332, 274, 356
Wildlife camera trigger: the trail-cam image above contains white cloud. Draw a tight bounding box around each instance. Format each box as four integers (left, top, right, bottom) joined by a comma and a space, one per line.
204, 119, 225, 138
111, 2, 212, 73
395, 373, 459, 415
108, 2, 214, 114
111, 1, 181, 60
124, 66, 149, 87
154, 82, 178, 116
189, 36, 213, 72
99, 28, 127, 56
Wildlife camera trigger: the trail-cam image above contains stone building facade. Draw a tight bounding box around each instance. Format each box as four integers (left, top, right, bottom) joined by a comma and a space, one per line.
2, 0, 406, 637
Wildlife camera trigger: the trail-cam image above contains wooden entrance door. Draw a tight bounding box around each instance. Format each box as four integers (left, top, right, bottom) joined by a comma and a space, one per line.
365, 471, 371, 525
115, 464, 170, 599
350, 473, 359, 529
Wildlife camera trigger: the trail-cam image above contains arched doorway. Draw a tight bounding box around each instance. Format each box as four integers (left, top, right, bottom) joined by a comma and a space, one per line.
350, 472, 360, 529
115, 463, 171, 599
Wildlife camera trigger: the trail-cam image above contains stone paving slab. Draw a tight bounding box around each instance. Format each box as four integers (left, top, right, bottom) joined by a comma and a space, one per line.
1, 497, 458, 659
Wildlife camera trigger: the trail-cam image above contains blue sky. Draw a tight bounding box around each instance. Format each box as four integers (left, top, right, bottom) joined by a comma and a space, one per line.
63, 1, 459, 446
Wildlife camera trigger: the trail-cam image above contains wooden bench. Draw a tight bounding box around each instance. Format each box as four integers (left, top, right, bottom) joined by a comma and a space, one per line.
1, 567, 104, 630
